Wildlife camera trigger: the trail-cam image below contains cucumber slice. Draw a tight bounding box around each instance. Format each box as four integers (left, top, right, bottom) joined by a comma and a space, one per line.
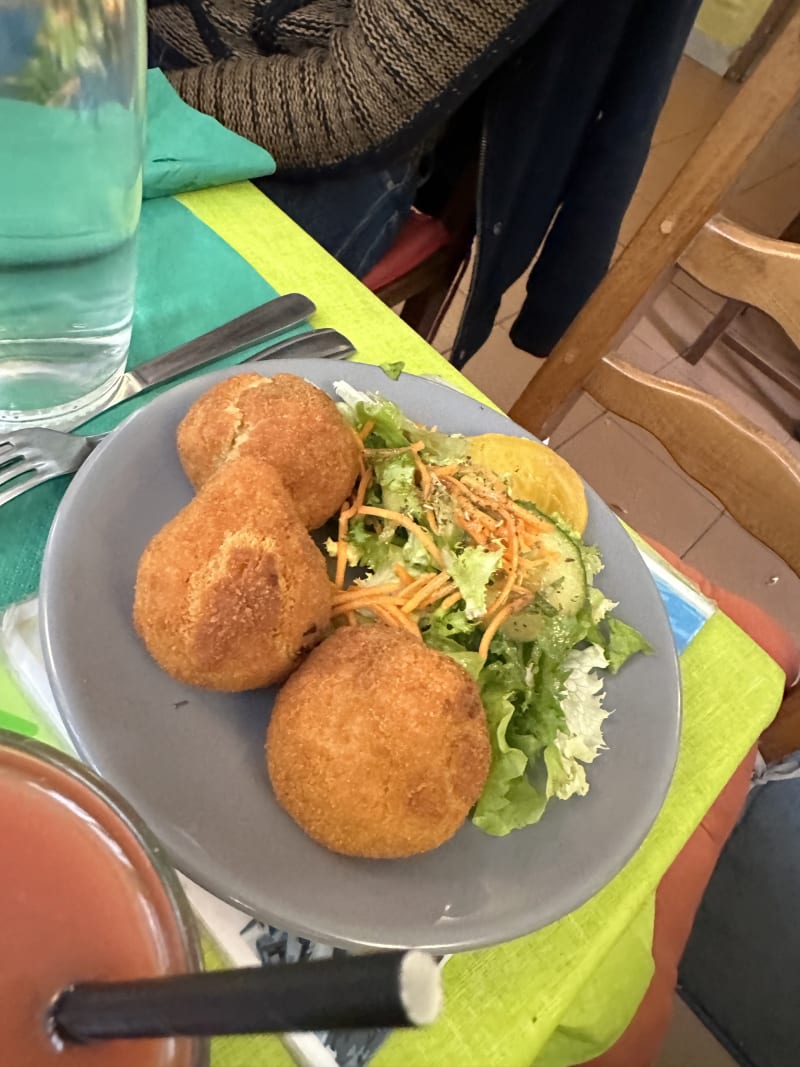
502, 610, 547, 642
509, 503, 593, 623
536, 525, 587, 616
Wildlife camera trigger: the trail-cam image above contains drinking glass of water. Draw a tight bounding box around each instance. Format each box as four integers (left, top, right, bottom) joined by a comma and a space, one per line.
0, 0, 145, 428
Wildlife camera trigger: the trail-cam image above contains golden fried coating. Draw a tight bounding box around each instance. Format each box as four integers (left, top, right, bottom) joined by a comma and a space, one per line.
134, 456, 332, 691
267, 625, 490, 858
176, 373, 362, 529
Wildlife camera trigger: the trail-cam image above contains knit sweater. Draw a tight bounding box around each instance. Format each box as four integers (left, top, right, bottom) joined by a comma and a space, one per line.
148, 0, 538, 173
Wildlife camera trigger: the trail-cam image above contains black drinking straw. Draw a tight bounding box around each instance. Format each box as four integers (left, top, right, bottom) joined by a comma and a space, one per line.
53, 951, 441, 1044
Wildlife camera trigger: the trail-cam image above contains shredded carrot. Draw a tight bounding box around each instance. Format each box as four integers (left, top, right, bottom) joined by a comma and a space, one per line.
487, 520, 519, 617
395, 570, 438, 598
453, 512, 491, 546
336, 424, 564, 651
332, 596, 404, 612
331, 595, 405, 615
365, 442, 425, 457
440, 590, 462, 612
413, 450, 432, 501
335, 510, 350, 590
333, 580, 403, 602
393, 564, 415, 586
359, 419, 375, 441
479, 603, 518, 658
444, 477, 508, 536
357, 506, 444, 567
401, 571, 452, 615
370, 603, 422, 637
442, 475, 478, 507
414, 581, 456, 612
457, 473, 553, 533
334, 469, 374, 588
351, 469, 373, 513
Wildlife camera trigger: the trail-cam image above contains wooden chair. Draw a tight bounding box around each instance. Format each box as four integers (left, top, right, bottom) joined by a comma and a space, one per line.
679, 209, 800, 441
510, 6, 800, 439
362, 170, 476, 342
508, 7, 800, 761
681, 206, 800, 367
576, 357, 800, 761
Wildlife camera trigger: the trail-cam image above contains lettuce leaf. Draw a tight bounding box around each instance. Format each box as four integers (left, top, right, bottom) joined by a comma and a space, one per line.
544, 743, 588, 801
374, 454, 423, 518
546, 645, 610, 800
380, 361, 405, 380
471, 683, 548, 834
467, 633, 566, 835
334, 382, 468, 462
603, 618, 653, 674
446, 545, 503, 620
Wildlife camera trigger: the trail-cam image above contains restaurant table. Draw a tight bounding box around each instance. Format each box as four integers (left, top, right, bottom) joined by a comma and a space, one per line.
0, 178, 785, 1067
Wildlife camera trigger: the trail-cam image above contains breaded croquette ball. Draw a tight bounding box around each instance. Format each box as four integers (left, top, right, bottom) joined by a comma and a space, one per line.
267, 625, 490, 858
134, 456, 332, 691
176, 373, 361, 529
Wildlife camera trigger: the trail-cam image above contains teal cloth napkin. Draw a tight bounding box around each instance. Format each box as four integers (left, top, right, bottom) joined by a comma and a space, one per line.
144, 70, 275, 198
0, 74, 285, 609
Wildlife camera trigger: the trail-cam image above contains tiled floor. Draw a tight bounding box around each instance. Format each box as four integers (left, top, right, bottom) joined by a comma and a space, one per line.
428, 54, 800, 1066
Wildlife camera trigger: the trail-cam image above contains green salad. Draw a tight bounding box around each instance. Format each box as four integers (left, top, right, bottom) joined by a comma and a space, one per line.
328, 383, 651, 836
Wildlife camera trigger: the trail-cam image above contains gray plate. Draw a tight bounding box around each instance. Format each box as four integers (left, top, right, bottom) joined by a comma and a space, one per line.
40, 360, 680, 953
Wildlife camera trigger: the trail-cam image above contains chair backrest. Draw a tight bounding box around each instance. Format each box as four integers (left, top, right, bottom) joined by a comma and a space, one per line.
585, 356, 800, 579
561, 295, 800, 764
540, 349, 800, 764
681, 214, 800, 350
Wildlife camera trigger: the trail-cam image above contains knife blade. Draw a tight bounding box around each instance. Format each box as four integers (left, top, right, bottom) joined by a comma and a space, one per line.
246, 328, 355, 363
93, 293, 315, 415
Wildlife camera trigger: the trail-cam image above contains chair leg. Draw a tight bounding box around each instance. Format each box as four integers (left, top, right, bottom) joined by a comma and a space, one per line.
400, 260, 466, 343
682, 298, 746, 365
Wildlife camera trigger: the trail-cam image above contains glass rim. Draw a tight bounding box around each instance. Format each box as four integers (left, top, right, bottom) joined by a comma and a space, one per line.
0, 727, 208, 1063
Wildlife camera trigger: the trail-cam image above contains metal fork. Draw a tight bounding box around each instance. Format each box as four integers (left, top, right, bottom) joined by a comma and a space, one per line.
0, 327, 355, 509
0, 429, 102, 507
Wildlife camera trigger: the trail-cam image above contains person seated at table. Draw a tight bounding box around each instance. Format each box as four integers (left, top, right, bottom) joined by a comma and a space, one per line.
148, 0, 701, 360
147, 0, 555, 278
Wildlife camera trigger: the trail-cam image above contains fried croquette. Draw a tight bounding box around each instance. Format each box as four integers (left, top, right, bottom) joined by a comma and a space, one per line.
266, 625, 491, 858
176, 373, 361, 529
134, 456, 332, 691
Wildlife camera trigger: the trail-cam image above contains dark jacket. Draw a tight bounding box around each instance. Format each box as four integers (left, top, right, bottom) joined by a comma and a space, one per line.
151, 0, 701, 362
445, 0, 703, 364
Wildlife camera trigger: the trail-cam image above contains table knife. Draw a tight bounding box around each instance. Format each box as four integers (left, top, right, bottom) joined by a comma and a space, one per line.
246, 328, 354, 363
81, 293, 315, 426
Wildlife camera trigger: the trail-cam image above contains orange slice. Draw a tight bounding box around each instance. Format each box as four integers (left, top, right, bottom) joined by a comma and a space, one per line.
469, 433, 588, 534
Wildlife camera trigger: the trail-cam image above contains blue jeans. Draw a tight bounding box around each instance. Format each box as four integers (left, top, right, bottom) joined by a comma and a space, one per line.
254, 158, 421, 278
